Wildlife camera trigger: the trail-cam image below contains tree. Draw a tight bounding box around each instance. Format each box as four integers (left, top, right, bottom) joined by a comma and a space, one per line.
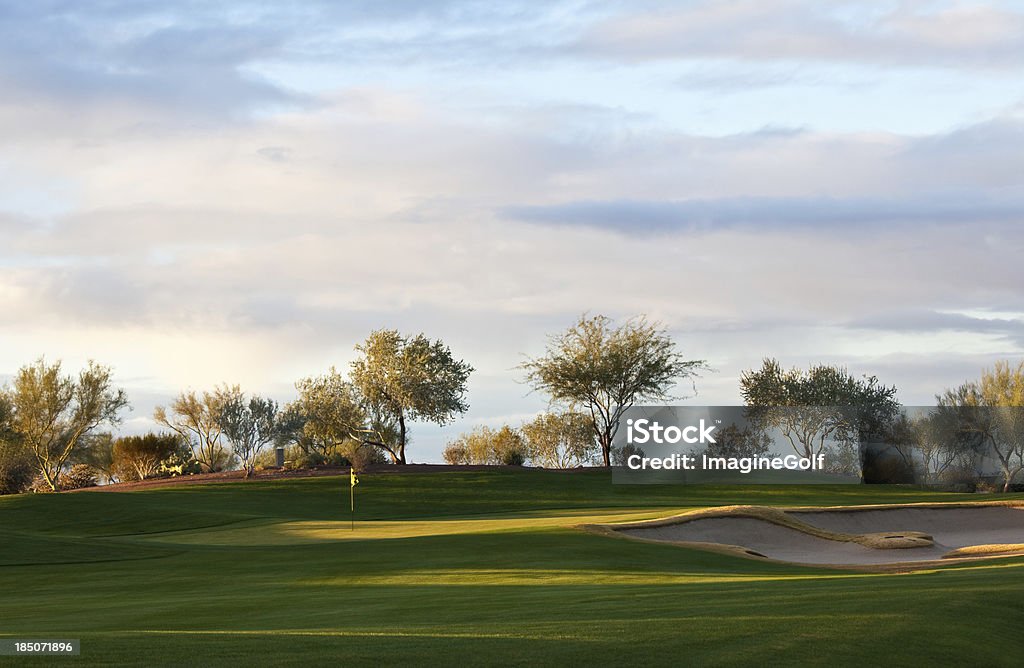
520, 314, 706, 467
288, 369, 370, 458
219, 394, 279, 478
0, 392, 33, 495
350, 329, 474, 464
938, 361, 1024, 492
521, 411, 598, 469
154, 386, 236, 472
913, 408, 977, 482
7, 359, 129, 491
111, 433, 182, 482
739, 359, 899, 472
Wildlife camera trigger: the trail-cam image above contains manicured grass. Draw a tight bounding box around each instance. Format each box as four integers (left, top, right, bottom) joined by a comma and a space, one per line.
1, 469, 1023, 666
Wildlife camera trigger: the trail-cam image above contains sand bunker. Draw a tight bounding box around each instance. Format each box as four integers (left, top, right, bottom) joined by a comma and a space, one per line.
608, 503, 1024, 567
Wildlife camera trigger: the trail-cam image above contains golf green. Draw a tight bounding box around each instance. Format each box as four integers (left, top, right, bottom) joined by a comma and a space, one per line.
1, 469, 1022, 666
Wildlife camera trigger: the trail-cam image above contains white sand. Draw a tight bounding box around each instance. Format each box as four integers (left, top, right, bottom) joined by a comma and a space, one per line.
620, 506, 1024, 566
792, 507, 1024, 550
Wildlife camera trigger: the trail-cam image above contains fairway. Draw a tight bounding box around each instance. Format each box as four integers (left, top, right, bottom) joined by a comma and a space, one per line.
2, 469, 1024, 666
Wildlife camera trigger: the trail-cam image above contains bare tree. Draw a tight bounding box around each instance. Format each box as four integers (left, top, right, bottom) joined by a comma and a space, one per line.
219, 394, 279, 478
154, 385, 237, 472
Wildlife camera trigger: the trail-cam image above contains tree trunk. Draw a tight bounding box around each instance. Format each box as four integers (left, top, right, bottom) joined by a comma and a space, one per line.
42, 467, 59, 492
600, 429, 612, 467
398, 412, 407, 465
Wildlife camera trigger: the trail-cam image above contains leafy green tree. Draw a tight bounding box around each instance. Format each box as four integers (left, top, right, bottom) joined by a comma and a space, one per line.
520, 314, 706, 467
111, 433, 182, 482
739, 359, 899, 470
521, 411, 598, 468
938, 361, 1024, 492
287, 369, 372, 457
154, 385, 237, 472
7, 359, 129, 491
219, 394, 279, 478
351, 330, 473, 464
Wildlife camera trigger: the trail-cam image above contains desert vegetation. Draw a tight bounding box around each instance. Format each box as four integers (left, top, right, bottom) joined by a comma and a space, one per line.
2, 317, 1024, 494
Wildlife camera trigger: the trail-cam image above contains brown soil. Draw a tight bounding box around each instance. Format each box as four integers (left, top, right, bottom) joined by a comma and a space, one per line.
71, 463, 589, 492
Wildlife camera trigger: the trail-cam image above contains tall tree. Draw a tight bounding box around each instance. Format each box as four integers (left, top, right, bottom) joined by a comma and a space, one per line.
219, 394, 279, 478
154, 385, 237, 472
739, 359, 899, 469
8, 358, 129, 491
938, 361, 1024, 492
350, 330, 473, 464
520, 314, 705, 467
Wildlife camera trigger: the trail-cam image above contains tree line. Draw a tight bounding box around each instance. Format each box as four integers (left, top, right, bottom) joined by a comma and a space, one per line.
2, 314, 1023, 493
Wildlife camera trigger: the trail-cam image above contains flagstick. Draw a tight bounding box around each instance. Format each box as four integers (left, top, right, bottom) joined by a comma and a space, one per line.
350, 467, 355, 532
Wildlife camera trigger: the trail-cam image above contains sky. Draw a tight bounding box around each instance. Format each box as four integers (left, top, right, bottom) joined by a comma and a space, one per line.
2, 0, 1024, 461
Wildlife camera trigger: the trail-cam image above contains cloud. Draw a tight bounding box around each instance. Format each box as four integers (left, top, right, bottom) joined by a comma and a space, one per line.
0, 5, 304, 121
501, 194, 1024, 234
573, 1, 1024, 69
849, 310, 1024, 334
2, 1, 1024, 460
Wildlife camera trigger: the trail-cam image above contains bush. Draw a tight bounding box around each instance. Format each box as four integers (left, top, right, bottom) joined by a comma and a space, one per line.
443, 442, 470, 465
443, 425, 528, 465
344, 443, 388, 471
112, 433, 183, 481
501, 449, 526, 466
522, 412, 597, 468
286, 451, 325, 470
612, 443, 645, 467
158, 448, 203, 477
0, 435, 33, 495
63, 464, 98, 490
0, 458, 34, 495
29, 473, 56, 493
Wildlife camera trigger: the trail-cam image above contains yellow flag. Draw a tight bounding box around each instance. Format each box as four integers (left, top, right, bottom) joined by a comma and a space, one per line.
350, 468, 359, 488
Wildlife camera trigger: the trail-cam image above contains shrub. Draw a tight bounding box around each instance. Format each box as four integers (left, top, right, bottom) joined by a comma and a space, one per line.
522, 412, 598, 469
344, 442, 388, 471
501, 449, 526, 466
0, 458, 33, 495
158, 447, 203, 477
324, 451, 352, 467
612, 443, 645, 467
443, 425, 528, 465
443, 442, 470, 465
29, 473, 56, 493
286, 451, 325, 470
112, 433, 183, 481
63, 464, 98, 490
